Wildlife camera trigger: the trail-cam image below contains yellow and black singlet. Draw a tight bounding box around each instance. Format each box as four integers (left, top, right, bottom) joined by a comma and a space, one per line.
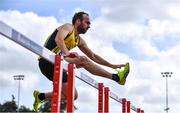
39, 28, 80, 59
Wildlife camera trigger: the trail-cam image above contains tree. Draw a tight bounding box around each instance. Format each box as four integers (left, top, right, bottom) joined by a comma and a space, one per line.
39, 101, 51, 112
19, 105, 34, 112
0, 95, 17, 112
39, 100, 67, 113
0, 94, 34, 112
0, 94, 78, 112
0, 103, 2, 111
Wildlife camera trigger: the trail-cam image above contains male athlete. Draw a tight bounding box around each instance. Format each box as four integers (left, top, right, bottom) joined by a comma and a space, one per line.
33, 11, 130, 111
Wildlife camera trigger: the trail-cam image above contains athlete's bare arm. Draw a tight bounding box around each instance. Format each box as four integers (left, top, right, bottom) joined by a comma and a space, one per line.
78, 37, 121, 68
55, 23, 73, 56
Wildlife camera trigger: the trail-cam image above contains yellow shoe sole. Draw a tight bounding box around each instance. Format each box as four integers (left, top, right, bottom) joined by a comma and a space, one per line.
118, 62, 130, 85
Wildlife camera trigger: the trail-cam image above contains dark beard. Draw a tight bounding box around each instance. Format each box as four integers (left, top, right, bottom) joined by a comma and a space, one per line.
77, 24, 86, 34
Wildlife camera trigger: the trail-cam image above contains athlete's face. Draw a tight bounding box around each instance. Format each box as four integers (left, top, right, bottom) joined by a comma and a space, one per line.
77, 14, 90, 34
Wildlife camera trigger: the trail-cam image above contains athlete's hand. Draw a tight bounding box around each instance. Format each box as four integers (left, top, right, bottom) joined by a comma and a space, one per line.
66, 52, 79, 58
111, 64, 125, 69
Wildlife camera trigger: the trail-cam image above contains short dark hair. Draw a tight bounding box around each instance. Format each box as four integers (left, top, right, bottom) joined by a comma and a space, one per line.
72, 11, 89, 25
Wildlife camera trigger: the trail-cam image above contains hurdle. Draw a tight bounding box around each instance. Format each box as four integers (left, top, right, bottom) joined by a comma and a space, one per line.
0, 21, 145, 113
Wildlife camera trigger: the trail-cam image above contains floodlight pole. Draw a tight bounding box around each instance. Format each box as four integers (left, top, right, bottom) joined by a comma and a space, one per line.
161, 72, 173, 113
13, 75, 24, 112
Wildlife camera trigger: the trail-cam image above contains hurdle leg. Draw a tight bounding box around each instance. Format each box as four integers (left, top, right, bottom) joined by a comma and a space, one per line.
98, 83, 104, 113
51, 55, 63, 113
141, 110, 144, 113
67, 63, 75, 112
127, 101, 131, 113
104, 87, 109, 113
137, 108, 141, 113
122, 98, 127, 113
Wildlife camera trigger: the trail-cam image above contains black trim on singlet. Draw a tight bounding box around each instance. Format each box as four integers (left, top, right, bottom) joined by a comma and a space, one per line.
64, 29, 74, 40
44, 29, 58, 51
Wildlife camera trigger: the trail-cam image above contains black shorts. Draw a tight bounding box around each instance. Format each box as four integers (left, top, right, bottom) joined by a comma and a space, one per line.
38, 58, 68, 83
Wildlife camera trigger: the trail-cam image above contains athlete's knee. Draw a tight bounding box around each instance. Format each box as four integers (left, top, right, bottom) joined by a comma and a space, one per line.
74, 56, 90, 68
79, 56, 89, 65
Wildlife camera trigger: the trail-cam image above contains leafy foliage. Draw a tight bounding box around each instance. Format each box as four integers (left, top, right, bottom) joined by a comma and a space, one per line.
0, 95, 34, 112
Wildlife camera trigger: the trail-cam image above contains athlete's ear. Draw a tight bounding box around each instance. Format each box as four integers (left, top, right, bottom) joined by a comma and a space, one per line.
76, 19, 81, 25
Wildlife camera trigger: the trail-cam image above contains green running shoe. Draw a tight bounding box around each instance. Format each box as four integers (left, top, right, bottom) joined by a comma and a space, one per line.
33, 90, 44, 111
117, 62, 130, 85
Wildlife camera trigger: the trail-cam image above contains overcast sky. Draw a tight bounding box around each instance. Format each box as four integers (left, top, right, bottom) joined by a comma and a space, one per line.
0, 0, 180, 113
